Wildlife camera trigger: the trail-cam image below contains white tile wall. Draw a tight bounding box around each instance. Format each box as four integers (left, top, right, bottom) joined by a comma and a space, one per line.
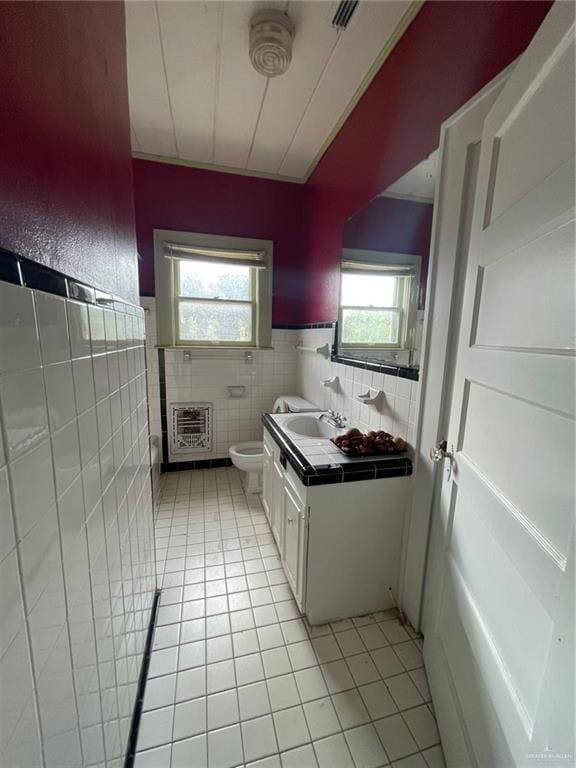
0, 281, 156, 768
141, 302, 419, 466
296, 328, 419, 451
141, 298, 298, 463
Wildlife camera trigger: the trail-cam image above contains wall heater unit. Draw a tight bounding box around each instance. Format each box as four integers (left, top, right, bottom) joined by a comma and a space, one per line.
171, 402, 212, 453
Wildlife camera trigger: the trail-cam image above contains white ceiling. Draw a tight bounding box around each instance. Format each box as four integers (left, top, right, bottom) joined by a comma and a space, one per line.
381, 148, 439, 202
125, 0, 418, 182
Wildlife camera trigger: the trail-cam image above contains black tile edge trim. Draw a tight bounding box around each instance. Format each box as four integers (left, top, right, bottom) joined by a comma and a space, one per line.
331, 352, 419, 381
0, 246, 144, 314
158, 349, 169, 463
262, 413, 412, 486
124, 589, 160, 767
272, 322, 337, 330
161, 457, 233, 472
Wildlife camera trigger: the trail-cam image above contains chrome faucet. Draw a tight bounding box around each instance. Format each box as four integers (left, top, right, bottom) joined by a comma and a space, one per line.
319, 410, 348, 429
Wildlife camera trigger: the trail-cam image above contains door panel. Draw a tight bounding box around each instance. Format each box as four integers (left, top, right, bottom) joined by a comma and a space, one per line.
424, 3, 575, 764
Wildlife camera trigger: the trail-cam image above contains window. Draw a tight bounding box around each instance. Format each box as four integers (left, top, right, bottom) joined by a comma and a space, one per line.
339, 255, 418, 349
154, 231, 273, 348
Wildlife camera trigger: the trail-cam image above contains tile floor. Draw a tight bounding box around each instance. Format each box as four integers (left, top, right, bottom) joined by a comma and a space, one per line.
134, 468, 446, 768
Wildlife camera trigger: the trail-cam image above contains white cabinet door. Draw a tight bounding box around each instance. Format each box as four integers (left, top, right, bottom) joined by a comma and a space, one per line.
262, 441, 273, 524
282, 480, 307, 609
423, 4, 575, 765
270, 459, 284, 550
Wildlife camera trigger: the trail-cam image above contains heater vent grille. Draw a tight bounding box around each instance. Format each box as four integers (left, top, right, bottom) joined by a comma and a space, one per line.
171, 402, 212, 453
332, 0, 359, 30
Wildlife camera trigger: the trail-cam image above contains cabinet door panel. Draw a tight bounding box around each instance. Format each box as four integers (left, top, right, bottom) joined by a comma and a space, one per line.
271, 460, 284, 549
282, 481, 307, 609
262, 441, 273, 523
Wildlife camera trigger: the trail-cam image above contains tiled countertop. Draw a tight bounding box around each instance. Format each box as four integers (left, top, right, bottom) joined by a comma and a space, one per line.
262, 413, 412, 487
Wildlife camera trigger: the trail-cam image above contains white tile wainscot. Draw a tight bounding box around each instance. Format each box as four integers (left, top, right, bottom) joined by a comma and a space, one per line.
141, 297, 299, 464
295, 328, 419, 452
0, 281, 156, 768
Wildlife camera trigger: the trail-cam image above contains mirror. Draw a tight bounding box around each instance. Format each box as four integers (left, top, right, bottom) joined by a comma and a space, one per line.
335, 149, 438, 377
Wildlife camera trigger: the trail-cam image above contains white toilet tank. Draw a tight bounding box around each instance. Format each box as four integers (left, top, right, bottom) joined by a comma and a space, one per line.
272, 395, 318, 413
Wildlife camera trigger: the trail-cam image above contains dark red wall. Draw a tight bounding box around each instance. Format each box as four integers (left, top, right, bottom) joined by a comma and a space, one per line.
303, 0, 553, 322
0, 1, 138, 303
343, 196, 434, 308
133, 160, 310, 325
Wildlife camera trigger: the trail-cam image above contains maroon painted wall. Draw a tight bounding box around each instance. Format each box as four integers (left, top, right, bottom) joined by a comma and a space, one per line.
303, 0, 553, 322
133, 160, 310, 325
343, 196, 434, 309
0, 1, 138, 303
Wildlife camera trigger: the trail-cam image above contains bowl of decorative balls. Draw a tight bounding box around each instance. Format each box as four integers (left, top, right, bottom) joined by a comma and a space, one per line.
331, 428, 406, 457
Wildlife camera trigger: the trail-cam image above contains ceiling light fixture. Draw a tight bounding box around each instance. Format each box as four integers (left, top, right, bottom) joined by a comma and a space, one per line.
249, 9, 295, 78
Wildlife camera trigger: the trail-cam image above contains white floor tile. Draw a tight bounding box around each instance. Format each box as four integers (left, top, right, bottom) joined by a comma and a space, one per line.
144, 469, 442, 768
258, 624, 285, 651
143, 673, 176, 712
312, 635, 343, 664
137, 706, 174, 751
207, 660, 236, 694
287, 641, 317, 671
242, 714, 278, 763
134, 744, 172, 767
238, 681, 271, 720
267, 673, 300, 711
173, 697, 206, 741
262, 646, 292, 678
385, 674, 424, 711
320, 660, 355, 694
176, 666, 206, 703
313, 733, 355, 768
235, 652, 265, 686
207, 724, 243, 768
280, 743, 319, 768
402, 706, 440, 750
171, 734, 207, 768
273, 705, 311, 751
344, 723, 388, 768
207, 689, 240, 730
335, 629, 366, 657
374, 714, 418, 761
303, 697, 341, 740
332, 689, 370, 730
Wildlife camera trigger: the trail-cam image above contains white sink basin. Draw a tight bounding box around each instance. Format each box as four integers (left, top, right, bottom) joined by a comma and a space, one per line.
284, 415, 339, 439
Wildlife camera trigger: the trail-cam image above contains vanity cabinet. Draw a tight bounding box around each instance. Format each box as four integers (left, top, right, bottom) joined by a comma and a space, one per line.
263, 426, 409, 625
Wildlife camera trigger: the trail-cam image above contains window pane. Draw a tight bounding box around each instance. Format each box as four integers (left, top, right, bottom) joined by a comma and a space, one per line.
341, 308, 400, 345
179, 260, 251, 300
341, 273, 397, 307
178, 302, 252, 343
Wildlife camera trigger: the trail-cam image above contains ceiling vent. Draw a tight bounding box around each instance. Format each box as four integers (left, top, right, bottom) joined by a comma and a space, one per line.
249, 9, 295, 78
332, 0, 359, 30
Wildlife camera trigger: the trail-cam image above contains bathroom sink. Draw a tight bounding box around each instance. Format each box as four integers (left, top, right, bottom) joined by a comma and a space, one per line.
284, 415, 339, 439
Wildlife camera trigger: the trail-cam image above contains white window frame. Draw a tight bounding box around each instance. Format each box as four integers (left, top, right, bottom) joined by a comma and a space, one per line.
153, 229, 273, 348
339, 249, 420, 352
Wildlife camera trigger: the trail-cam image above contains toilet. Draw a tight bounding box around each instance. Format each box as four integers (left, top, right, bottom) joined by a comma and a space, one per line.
229, 395, 317, 493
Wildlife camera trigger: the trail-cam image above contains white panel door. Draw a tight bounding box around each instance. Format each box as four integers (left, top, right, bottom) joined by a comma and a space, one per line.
423, 3, 575, 766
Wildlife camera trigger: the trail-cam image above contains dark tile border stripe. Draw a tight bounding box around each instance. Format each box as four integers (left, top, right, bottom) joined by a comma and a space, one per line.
158, 349, 169, 464
272, 322, 337, 330
0, 246, 143, 314
262, 414, 412, 486
161, 457, 232, 472
123, 589, 160, 768
331, 353, 419, 381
